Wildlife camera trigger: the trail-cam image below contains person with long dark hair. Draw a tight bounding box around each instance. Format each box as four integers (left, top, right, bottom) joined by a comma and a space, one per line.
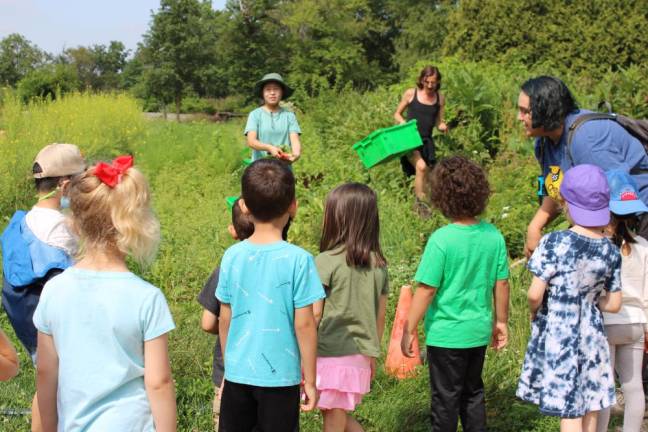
518, 76, 648, 257
394, 65, 448, 215
313, 183, 388, 432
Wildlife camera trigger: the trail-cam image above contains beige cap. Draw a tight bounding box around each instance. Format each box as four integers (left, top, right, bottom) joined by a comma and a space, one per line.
33, 143, 86, 179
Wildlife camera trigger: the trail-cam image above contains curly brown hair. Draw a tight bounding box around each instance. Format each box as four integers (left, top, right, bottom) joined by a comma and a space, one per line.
428, 156, 490, 219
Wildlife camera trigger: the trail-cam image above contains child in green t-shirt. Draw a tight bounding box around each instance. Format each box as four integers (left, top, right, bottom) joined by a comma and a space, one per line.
401, 156, 510, 431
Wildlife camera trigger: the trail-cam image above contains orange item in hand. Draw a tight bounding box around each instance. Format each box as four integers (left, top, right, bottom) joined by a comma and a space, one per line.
385, 285, 422, 379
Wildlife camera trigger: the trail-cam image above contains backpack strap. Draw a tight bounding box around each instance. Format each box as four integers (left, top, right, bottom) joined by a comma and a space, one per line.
566, 113, 617, 165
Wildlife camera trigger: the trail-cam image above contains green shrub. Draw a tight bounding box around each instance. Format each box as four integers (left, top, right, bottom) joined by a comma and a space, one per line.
16, 64, 79, 103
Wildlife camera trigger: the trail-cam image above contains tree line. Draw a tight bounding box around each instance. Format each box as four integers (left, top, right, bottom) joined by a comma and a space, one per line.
1, 0, 647, 115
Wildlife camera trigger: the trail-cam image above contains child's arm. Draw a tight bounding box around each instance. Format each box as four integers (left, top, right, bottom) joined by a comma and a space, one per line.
294, 305, 318, 412
371, 294, 388, 379
0, 329, 18, 381
377, 294, 388, 346
312, 299, 324, 327
218, 304, 232, 360
401, 283, 437, 358
599, 291, 622, 313
144, 334, 176, 432
528, 276, 548, 319
492, 279, 510, 350
36, 332, 59, 432
200, 309, 219, 335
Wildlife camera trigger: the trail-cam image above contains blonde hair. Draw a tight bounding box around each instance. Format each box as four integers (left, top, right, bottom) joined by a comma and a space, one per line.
68, 164, 160, 265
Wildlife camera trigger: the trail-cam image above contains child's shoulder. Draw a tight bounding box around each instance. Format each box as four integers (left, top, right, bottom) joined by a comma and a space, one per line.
224, 240, 312, 262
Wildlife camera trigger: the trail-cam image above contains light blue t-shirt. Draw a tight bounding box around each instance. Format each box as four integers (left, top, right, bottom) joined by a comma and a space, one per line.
216, 240, 325, 387
244, 107, 301, 161
33, 267, 175, 431
535, 109, 648, 204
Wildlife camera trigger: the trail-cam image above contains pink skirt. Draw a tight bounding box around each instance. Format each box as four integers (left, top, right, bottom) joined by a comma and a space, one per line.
316, 354, 372, 411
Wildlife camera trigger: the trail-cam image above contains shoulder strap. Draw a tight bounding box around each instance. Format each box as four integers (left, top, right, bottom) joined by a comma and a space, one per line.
566, 113, 617, 165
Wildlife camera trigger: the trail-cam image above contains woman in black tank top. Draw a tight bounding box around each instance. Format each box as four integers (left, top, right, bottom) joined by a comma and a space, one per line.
394, 66, 448, 210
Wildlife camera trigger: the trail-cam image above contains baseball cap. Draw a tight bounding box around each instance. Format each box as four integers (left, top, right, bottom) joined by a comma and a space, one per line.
560, 164, 610, 227
606, 169, 648, 216
33, 143, 86, 179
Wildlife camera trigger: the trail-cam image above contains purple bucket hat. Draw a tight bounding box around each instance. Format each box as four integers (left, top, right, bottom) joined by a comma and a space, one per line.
560, 164, 610, 227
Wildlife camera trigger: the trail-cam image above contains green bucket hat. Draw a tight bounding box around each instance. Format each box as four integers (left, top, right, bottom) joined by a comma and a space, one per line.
254, 73, 294, 100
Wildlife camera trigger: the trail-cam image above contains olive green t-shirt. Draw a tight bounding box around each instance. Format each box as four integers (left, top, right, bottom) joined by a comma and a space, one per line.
315, 249, 389, 358
414, 221, 509, 349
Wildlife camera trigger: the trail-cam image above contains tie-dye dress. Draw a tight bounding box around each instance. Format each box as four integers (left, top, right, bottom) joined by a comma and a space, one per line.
516, 230, 621, 418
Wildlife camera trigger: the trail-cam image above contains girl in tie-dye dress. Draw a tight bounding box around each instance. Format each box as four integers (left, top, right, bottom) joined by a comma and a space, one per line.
517, 165, 623, 432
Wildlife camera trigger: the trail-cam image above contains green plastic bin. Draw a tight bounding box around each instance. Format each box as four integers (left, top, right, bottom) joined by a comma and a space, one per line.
226, 196, 239, 211
352, 120, 423, 169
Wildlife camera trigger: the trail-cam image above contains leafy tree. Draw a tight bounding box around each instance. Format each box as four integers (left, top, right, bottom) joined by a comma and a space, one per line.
212, 0, 288, 99
442, 0, 648, 79
17, 64, 79, 102
140, 0, 215, 118
390, 0, 453, 74
59, 41, 129, 91
0, 34, 48, 86
280, 0, 379, 92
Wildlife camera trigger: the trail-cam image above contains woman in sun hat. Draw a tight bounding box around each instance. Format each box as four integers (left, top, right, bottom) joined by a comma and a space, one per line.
244, 73, 302, 163
517, 164, 623, 431
597, 169, 648, 432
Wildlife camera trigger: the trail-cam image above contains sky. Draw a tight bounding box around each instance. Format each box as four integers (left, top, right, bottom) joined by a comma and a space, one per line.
0, 0, 227, 55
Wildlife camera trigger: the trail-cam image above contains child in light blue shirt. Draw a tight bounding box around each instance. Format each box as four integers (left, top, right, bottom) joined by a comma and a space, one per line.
217, 158, 324, 432
33, 156, 177, 431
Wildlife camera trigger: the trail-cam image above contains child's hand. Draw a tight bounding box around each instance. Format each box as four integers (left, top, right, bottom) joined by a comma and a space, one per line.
491, 322, 508, 351
300, 382, 318, 412
400, 330, 416, 358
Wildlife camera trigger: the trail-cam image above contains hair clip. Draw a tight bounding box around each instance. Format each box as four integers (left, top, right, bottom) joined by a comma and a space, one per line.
94, 155, 134, 188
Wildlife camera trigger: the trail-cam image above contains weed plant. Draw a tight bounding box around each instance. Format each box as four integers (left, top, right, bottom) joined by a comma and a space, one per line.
2, 59, 644, 429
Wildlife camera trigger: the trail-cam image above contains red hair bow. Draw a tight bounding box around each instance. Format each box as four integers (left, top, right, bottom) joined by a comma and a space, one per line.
94, 155, 134, 188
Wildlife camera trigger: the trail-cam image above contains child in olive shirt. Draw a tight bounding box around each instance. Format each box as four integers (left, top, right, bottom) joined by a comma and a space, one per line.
313, 183, 389, 431
401, 156, 510, 432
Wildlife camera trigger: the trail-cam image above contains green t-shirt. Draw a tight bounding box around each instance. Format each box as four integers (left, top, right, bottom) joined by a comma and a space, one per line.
244, 107, 301, 161
414, 221, 509, 349
315, 248, 389, 358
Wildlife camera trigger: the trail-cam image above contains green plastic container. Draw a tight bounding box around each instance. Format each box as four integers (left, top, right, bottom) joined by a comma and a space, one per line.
226, 196, 239, 211
352, 120, 423, 169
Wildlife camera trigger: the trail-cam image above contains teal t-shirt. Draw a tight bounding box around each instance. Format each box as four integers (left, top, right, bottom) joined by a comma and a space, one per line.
216, 240, 325, 387
414, 221, 509, 348
244, 107, 301, 161
32, 268, 175, 431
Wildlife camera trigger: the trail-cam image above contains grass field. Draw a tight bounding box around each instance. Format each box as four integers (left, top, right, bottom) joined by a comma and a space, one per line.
0, 90, 626, 431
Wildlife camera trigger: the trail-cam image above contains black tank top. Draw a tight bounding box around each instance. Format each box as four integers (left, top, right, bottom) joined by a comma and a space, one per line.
406, 89, 440, 139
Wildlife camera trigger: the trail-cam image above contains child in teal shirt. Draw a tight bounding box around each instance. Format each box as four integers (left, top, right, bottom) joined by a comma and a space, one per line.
217, 159, 324, 431
401, 156, 510, 432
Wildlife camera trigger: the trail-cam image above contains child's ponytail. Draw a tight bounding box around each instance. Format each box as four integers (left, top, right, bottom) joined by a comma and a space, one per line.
610, 213, 638, 250
68, 156, 160, 265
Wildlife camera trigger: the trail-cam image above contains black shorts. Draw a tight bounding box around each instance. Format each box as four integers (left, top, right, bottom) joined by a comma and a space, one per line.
218, 380, 300, 432
400, 136, 436, 176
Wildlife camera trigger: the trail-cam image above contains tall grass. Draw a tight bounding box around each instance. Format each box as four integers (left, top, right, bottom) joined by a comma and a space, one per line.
2, 59, 643, 429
